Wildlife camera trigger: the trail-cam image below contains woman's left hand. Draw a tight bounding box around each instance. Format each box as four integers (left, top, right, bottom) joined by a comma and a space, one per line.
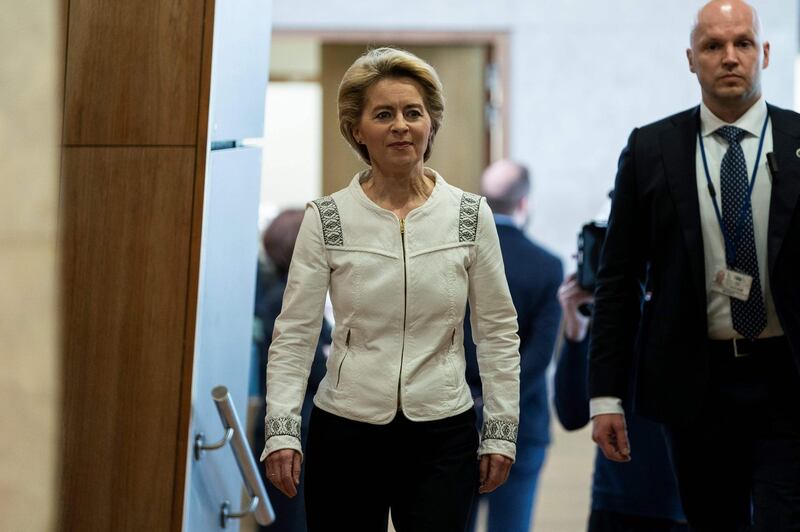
478, 453, 513, 493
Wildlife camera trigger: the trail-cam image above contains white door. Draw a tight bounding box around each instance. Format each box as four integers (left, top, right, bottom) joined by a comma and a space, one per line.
185, 146, 266, 531
183, 0, 272, 529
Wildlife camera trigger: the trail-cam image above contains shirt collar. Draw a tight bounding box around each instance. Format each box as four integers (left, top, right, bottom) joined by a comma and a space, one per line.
493, 213, 518, 228
700, 96, 767, 139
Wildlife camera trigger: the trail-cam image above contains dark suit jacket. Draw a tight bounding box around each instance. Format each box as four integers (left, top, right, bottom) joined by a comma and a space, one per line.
465, 220, 563, 447
589, 104, 800, 426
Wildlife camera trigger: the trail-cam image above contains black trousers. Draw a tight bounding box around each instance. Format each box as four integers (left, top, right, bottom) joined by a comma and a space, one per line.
664, 338, 800, 532
304, 406, 479, 532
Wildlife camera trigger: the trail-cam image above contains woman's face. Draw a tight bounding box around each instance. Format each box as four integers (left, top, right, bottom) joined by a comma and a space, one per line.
353, 77, 432, 173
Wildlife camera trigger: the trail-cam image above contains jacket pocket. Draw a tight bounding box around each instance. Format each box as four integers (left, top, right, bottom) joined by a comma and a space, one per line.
446, 328, 459, 389
336, 328, 351, 388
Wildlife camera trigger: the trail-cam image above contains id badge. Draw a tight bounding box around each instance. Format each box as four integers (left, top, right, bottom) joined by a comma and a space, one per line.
710, 268, 753, 301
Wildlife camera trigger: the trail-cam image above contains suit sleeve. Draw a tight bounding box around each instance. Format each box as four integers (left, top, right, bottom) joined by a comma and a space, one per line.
553, 337, 591, 430
468, 200, 521, 461
588, 129, 647, 401
521, 257, 563, 379
261, 205, 330, 460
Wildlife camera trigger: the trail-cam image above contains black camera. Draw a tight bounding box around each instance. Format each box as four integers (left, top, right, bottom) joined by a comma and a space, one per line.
576, 221, 607, 316
576, 221, 607, 292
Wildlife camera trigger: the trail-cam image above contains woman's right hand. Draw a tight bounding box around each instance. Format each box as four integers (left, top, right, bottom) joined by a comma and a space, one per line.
265, 448, 302, 498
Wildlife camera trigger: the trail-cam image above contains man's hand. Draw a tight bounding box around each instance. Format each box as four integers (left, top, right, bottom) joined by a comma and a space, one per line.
478, 454, 513, 493
265, 449, 302, 497
592, 413, 631, 462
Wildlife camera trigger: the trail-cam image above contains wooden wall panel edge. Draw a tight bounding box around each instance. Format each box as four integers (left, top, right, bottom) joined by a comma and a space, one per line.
494, 34, 510, 160
59, 0, 69, 145
170, 0, 216, 529
56, 2, 70, 529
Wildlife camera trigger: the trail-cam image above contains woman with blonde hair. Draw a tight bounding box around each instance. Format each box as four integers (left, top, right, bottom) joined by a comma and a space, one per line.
261, 47, 520, 532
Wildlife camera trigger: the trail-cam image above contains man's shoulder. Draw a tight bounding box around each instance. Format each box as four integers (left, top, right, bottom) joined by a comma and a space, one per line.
498, 228, 562, 272
768, 102, 800, 117
614, 106, 700, 156
768, 103, 800, 133
636, 106, 699, 135
496, 224, 535, 252
527, 239, 562, 270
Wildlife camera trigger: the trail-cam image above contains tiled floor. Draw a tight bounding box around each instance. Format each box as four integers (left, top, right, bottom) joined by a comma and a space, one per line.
529, 423, 593, 531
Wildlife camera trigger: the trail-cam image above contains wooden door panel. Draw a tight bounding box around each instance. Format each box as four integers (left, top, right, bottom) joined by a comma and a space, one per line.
60, 147, 195, 530
63, 0, 204, 145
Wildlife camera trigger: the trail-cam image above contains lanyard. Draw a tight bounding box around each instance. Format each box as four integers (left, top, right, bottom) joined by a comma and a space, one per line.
698, 113, 769, 266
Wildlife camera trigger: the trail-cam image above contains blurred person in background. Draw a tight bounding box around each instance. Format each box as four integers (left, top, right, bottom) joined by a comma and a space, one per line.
261, 47, 520, 532
465, 160, 562, 532
554, 273, 686, 532
252, 208, 330, 532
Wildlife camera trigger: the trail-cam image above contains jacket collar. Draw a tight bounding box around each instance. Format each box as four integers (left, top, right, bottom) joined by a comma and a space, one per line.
348, 167, 444, 219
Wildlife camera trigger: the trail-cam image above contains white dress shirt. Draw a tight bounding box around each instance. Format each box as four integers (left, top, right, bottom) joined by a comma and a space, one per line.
590, 97, 782, 418
696, 97, 782, 340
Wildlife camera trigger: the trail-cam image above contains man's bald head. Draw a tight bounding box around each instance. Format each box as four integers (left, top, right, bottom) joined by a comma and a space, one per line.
690, 0, 762, 47
481, 160, 530, 216
686, 0, 769, 122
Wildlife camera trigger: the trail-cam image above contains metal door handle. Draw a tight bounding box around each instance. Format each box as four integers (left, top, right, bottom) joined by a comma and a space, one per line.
194, 385, 274, 527
194, 428, 234, 461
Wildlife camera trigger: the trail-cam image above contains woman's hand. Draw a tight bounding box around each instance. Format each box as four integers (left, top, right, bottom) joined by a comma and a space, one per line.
478, 453, 513, 493
265, 449, 302, 498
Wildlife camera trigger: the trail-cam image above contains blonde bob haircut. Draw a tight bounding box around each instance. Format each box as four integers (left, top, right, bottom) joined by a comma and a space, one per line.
338, 47, 445, 165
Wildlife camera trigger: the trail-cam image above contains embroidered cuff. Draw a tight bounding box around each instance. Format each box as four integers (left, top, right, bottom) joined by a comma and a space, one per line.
265, 416, 301, 441
478, 438, 516, 462
481, 419, 519, 444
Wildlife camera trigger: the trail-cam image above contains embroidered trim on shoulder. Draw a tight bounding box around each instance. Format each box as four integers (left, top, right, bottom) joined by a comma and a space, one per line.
265, 416, 301, 441
458, 192, 481, 242
312, 196, 344, 246
482, 419, 519, 444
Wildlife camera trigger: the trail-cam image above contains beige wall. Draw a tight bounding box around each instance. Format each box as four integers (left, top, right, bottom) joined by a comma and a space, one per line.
0, 0, 59, 530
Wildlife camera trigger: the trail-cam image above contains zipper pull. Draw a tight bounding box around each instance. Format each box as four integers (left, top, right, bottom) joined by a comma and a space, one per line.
400, 218, 405, 235
451, 328, 456, 345
346, 329, 351, 346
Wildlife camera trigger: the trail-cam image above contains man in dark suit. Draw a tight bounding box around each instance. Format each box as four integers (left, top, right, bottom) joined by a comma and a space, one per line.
465, 160, 563, 532
589, 1, 800, 530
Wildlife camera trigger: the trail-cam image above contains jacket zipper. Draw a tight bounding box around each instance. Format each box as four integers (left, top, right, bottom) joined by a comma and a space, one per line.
398, 218, 407, 410
336, 328, 351, 388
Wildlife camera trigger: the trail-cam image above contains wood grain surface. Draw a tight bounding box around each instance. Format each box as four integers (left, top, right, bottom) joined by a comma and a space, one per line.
59, 146, 195, 531
63, 0, 204, 145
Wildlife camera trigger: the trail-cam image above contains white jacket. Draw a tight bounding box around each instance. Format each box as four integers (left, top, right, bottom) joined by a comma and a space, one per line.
262, 169, 520, 461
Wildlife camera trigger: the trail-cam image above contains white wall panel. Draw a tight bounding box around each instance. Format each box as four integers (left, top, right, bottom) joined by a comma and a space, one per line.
210, 0, 273, 142
186, 146, 264, 531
